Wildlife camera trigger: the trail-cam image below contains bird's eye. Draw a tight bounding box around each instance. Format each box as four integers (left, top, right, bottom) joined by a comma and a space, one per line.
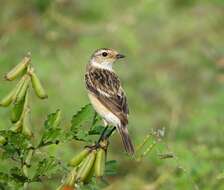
102, 52, 108, 57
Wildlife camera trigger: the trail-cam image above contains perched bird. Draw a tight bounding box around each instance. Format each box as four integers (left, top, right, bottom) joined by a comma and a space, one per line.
85, 48, 134, 155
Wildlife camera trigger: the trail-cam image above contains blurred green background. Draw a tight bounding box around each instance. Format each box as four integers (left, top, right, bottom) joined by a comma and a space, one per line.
0, 0, 224, 189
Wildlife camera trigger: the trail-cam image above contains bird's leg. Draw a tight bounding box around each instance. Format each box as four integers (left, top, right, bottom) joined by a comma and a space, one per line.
105, 127, 116, 138
95, 121, 116, 150
98, 125, 116, 143
98, 119, 109, 142
97, 126, 108, 144
85, 126, 108, 150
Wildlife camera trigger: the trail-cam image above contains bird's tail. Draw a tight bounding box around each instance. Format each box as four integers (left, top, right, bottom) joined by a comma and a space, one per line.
117, 125, 134, 155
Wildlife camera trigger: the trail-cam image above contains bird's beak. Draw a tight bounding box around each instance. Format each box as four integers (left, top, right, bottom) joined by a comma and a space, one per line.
116, 53, 125, 59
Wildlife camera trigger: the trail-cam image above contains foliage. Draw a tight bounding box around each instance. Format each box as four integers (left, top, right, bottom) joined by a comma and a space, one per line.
0, 0, 224, 189
0, 56, 122, 189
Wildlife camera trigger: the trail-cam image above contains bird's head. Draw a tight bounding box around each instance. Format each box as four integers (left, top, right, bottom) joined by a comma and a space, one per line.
89, 48, 125, 70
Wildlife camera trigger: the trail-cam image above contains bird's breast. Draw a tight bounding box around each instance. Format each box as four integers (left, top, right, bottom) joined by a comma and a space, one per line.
88, 93, 120, 126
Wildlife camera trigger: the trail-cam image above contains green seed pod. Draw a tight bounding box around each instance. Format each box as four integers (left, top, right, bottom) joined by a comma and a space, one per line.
84, 161, 95, 184
94, 148, 106, 177
0, 70, 27, 107
69, 148, 89, 167
22, 107, 33, 138
15, 75, 30, 103
5, 56, 31, 81
64, 167, 77, 187
0, 136, 7, 145
23, 149, 34, 177
11, 95, 26, 123
11, 76, 26, 102
0, 88, 15, 107
76, 150, 96, 182
10, 120, 23, 133
30, 70, 47, 99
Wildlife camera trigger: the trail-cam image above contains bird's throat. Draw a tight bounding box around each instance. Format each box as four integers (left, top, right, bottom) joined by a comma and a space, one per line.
91, 60, 113, 71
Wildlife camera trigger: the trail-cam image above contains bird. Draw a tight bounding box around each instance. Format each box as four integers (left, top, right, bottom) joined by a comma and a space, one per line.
85, 48, 134, 155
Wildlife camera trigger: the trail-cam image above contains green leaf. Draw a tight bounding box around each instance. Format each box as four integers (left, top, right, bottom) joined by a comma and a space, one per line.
70, 104, 97, 142
73, 130, 91, 142
0, 143, 18, 160
71, 104, 95, 132
39, 110, 67, 147
105, 160, 118, 176
79, 179, 107, 190
0, 171, 24, 189
44, 109, 62, 129
0, 172, 12, 190
40, 128, 61, 145
10, 167, 28, 184
33, 156, 61, 180
0, 172, 9, 183
0, 130, 30, 150
0, 131, 31, 160
88, 125, 105, 135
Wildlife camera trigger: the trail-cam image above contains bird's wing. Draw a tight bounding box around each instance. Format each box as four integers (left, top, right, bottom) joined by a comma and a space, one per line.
85, 67, 129, 125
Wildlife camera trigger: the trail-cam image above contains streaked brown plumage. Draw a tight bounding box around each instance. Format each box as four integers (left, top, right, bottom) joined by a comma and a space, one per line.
85, 48, 134, 155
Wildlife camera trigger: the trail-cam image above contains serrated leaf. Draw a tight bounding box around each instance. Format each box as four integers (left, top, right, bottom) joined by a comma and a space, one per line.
88, 125, 105, 135
1, 143, 18, 160
0, 172, 9, 182
0, 131, 31, 160
39, 110, 67, 147
79, 178, 107, 190
70, 104, 97, 142
41, 128, 61, 144
73, 130, 91, 142
0, 173, 11, 190
105, 160, 118, 176
10, 167, 28, 183
33, 156, 61, 180
0, 131, 30, 150
71, 104, 95, 132
44, 109, 62, 129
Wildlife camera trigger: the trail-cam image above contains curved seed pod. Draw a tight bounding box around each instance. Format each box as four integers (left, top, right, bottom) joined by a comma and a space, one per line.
10, 120, 23, 133
84, 161, 95, 184
15, 75, 30, 103
11, 95, 26, 123
5, 55, 31, 81
76, 150, 96, 182
64, 167, 77, 187
23, 149, 34, 177
0, 71, 27, 107
69, 148, 89, 167
22, 165, 28, 178
56, 168, 77, 190
30, 70, 47, 99
22, 107, 33, 138
11, 75, 26, 102
0, 136, 7, 145
94, 148, 106, 177
25, 149, 34, 166
0, 88, 15, 107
